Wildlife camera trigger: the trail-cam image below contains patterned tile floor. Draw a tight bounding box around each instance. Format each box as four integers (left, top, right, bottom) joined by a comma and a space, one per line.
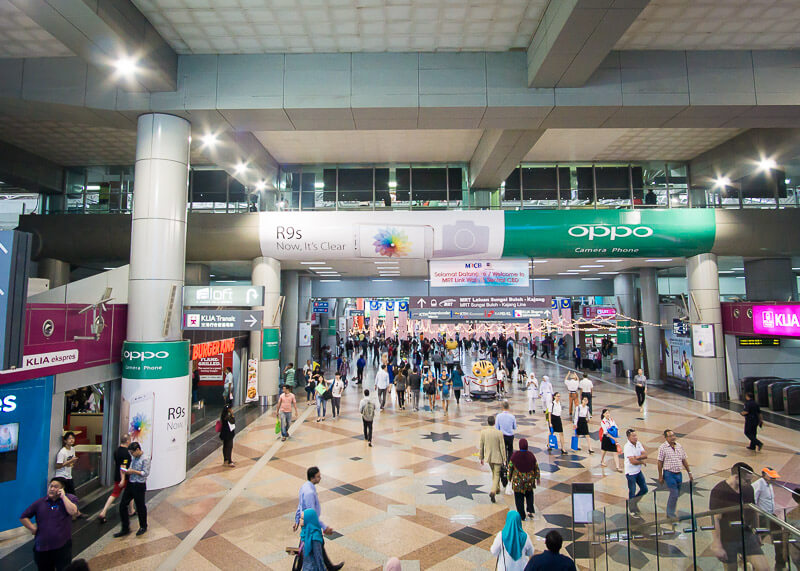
76, 354, 799, 570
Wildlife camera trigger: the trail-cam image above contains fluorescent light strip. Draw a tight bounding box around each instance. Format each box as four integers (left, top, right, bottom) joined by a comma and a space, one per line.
312, 267, 333, 271
374, 261, 399, 265
595, 259, 623, 263
597, 271, 619, 275
531, 278, 551, 281
558, 272, 574, 275
300, 261, 326, 265
567, 269, 590, 273
531, 259, 548, 263
580, 265, 604, 268
320, 279, 341, 283
372, 279, 393, 282
718, 270, 734, 274
582, 277, 602, 280
645, 259, 673, 262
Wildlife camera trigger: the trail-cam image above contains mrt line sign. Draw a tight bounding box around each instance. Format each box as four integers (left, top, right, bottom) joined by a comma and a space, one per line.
0, 231, 31, 370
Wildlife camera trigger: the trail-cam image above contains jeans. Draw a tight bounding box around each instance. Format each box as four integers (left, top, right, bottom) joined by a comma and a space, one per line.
397, 389, 405, 408
120, 482, 147, 531
331, 396, 341, 417
663, 470, 682, 518
362, 419, 373, 443
411, 390, 420, 410
280, 411, 292, 437
316, 398, 327, 417
378, 388, 387, 409
514, 490, 535, 520
626, 471, 648, 512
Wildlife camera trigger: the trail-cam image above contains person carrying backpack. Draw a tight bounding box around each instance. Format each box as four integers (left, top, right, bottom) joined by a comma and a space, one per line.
359, 389, 376, 447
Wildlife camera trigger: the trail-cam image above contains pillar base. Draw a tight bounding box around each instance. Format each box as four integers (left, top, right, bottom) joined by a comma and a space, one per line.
694, 390, 726, 403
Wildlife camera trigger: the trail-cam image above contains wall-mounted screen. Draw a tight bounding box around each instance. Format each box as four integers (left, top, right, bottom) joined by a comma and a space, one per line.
0, 422, 20, 483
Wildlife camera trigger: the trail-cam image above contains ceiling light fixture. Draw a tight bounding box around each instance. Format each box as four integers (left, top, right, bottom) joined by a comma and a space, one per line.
580, 265, 604, 268
645, 259, 673, 263
320, 279, 341, 283
300, 261, 326, 265
201, 133, 218, 147
372, 279, 393, 282
114, 56, 138, 77
567, 269, 590, 273
713, 176, 731, 188
758, 157, 777, 171
314, 181, 324, 189
388, 181, 398, 188
597, 271, 620, 275
312, 267, 333, 271
531, 259, 549, 263
582, 277, 602, 280
595, 259, 623, 263
85, 185, 101, 191
234, 161, 247, 175
531, 278, 551, 281
255, 180, 266, 191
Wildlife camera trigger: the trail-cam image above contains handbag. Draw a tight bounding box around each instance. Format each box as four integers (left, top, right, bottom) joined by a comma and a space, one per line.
322, 388, 333, 400
215, 420, 222, 433
571, 431, 580, 451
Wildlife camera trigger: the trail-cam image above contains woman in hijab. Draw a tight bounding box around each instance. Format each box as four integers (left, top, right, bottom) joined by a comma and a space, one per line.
490, 511, 535, 570
300, 508, 326, 570
508, 438, 541, 521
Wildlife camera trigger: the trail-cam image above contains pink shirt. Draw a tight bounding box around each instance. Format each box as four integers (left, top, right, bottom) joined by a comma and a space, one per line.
278, 392, 296, 413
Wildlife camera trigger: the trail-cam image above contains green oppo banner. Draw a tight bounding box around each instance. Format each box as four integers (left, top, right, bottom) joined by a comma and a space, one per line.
121, 340, 190, 380
262, 327, 280, 360
502, 210, 716, 258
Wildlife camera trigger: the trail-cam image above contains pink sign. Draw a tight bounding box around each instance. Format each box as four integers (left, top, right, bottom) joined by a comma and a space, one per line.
583, 306, 617, 319
753, 305, 800, 337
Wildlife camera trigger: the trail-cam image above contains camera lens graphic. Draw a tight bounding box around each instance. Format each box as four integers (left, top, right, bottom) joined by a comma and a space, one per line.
453, 228, 476, 250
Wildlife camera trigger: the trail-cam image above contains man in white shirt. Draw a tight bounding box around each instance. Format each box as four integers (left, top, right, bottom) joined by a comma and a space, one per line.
578, 373, 594, 414
223, 367, 234, 405
754, 466, 785, 566
375, 364, 390, 410
624, 428, 649, 516
564, 372, 580, 416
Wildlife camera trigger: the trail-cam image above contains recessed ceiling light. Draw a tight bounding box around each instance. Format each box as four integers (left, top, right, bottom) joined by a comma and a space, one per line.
201, 133, 218, 147
372, 279, 393, 282
531, 278, 551, 281
718, 270, 734, 274
86, 184, 101, 191
114, 56, 138, 76
580, 265, 604, 268
300, 262, 326, 265
314, 181, 324, 189
567, 269, 590, 273
645, 259, 673, 263
320, 279, 341, 283
103, 267, 115, 270
793, 267, 800, 271
255, 180, 267, 191
758, 157, 777, 171
388, 181, 398, 188
374, 261, 399, 265
531, 259, 548, 263
312, 267, 333, 271
318, 273, 340, 276
582, 277, 602, 280
595, 259, 623, 263
597, 271, 619, 275
731, 267, 744, 271
736, 276, 746, 279
234, 161, 247, 174
558, 272, 574, 275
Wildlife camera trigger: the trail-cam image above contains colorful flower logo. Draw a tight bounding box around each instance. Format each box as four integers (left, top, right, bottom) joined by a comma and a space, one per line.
129, 412, 150, 442
372, 228, 411, 257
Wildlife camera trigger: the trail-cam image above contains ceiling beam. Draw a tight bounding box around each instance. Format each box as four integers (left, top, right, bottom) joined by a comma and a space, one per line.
528, 0, 650, 88
197, 130, 280, 191
10, 0, 177, 92
469, 130, 545, 189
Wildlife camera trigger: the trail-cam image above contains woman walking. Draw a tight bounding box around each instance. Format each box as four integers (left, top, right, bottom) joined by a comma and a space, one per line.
508, 438, 541, 521
331, 373, 344, 419
219, 405, 236, 467
572, 396, 594, 454
599, 409, 622, 471
489, 511, 535, 571
451, 364, 464, 405
634, 368, 647, 414
438, 370, 452, 415
315, 376, 330, 422
395, 365, 407, 410
548, 392, 567, 454
424, 366, 437, 412
299, 509, 326, 570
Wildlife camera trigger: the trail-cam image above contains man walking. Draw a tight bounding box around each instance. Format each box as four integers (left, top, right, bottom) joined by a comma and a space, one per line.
623, 429, 648, 517
742, 392, 764, 451
360, 389, 376, 447
292, 466, 343, 571
578, 373, 594, 414
356, 354, 366, 384
114, 442, 149, 537
495, 401, 518, 462
276, 385, 299, 442
283, 363, 296, 393
408, 365, 422, 411
375, 364, 390, 410
754, 467, 786, 570
479, 415, 507, 503
657, 429, 693, 521
20, 477, 79, 570
564, 372, 580, 416
223, 366, 234, 405
573, 345, 582, 370
524, 530, 577, 571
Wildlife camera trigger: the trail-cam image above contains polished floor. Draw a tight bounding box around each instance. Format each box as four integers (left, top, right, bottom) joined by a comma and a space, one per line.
70, 352, 799, 570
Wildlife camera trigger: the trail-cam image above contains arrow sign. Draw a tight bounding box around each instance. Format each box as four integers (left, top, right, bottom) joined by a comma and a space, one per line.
417, 298, 427, 307
245, 314, 258, 328
181, 309, 263, 331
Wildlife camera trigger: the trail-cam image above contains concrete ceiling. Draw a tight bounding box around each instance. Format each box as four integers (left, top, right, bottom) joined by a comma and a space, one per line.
524, 128, 745, 162
0, 2, 73, 58
132, 0, 548, 54
615, 0, 800, 50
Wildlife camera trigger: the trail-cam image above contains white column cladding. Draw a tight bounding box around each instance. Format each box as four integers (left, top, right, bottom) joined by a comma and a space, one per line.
124, 113, 191, 490
687, 253, 727, 402
639, 268, 661, 381
249, 257, 281, 405
296, 276, 312, 366
280, 270, 299, 369
128, 114, 190, 342
613, 274, 637, 375
325, 297, 337, 351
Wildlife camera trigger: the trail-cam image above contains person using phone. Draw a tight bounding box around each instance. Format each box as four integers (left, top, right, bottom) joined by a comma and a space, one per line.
20, 477, 79, 570
54, 432, 86, 520
114, 442, 150, 537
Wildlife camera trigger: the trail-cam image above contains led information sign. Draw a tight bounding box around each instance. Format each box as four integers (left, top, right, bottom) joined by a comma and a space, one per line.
738, 337, 781, 347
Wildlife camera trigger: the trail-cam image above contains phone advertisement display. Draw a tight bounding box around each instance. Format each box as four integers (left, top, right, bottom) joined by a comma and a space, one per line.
664, 330, 694, 386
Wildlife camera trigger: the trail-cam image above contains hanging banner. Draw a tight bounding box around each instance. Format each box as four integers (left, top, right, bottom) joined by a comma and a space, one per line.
397, 310, 408, 340
245, 358, 259, 402
429, 260, 528, 288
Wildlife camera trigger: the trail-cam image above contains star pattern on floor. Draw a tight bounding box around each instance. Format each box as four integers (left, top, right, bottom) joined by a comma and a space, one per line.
427, 479, 485, 500
421, 431, 461, 443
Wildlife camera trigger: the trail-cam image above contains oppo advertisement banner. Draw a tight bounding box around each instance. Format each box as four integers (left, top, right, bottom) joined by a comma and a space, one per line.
259, 210, 715, 260
121, 340, 190, 490
429, 260, 529, 287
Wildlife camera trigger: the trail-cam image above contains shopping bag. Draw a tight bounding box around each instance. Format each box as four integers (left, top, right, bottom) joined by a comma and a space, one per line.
571, 432, 580, 451
275, 419, 282, 434
505, 483, 514, 495
548, 429, 558, 450
608, 426, 619, 438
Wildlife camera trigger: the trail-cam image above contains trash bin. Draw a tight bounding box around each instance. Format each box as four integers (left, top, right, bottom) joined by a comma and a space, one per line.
613, 359, 624, 378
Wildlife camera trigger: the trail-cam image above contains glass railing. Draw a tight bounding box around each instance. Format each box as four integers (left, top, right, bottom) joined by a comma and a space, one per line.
584, 466, 800, 569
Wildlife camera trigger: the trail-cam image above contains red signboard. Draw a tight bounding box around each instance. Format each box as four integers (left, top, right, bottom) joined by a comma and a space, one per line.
191, 338, 235, 360
197, 355, 223, 382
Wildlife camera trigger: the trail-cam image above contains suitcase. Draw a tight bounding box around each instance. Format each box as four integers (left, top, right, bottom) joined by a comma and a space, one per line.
768, 381, 800, 411
784, 385, 800, 415
755, 377, 783, 407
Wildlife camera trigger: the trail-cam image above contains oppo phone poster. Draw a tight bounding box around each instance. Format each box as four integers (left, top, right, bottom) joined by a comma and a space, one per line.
121, 341, 190, 490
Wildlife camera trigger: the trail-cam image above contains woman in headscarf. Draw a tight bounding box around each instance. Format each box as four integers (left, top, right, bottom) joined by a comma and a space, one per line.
300, 508, 326, 570
508, 438, 541, 521
490, 511, 535, 570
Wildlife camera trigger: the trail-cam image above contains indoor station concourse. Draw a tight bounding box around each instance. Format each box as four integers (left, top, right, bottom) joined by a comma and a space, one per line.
2, 1, 800, 570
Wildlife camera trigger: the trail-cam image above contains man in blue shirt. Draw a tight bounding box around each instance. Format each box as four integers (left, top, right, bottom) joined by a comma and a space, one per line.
525, 530, 576, 570
292, 467, 343, 570
495, 401, 517, 461
356, 355, 366, 384
114, 442, 150, 537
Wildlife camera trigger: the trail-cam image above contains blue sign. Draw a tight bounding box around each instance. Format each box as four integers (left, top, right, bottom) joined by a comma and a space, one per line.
551, 297, 571, 309
369, 301, 380, 311
313, 301, 329, 313
673, 318, 690, 337
398, 301, 409, 311
0, 376, 53, 532
385, 301, 395, 311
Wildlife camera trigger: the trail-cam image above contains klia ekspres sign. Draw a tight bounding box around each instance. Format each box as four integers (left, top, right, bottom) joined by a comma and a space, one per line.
753, 305, 800, 337
258, 210, 716, 260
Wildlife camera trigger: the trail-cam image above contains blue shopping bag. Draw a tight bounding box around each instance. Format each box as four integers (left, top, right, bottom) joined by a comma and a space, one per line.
548, 428, 558, 450
571, 432, 580, 451
607, 425, 619, 438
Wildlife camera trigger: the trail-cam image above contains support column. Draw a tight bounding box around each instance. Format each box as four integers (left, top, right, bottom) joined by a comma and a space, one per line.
37, 258, 70, 288
122, 113, 191, 490
280, 270, 299, 370
687, 253, 726, 402
614, 274, 638, 376
639, 268, 661, 381
296, 276, 312, 367
249, 257, 281, 406
744, 258, 798, 301
326, 298, 338, 354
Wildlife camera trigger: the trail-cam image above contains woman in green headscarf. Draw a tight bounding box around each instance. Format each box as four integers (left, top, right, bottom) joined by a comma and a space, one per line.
300, 508, 326, 570
490, 511, 535, 570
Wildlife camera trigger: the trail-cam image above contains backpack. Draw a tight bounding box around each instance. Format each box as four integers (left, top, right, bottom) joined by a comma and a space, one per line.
362, 400, 376, 421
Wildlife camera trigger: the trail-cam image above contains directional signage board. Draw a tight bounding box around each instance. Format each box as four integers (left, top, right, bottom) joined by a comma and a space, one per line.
183, 286, 264, 307
312, 301, 329, 313
182, 310, 263, 331
410, 296, 551, 309
410, 307, 551, 320
0, 231, 31, 370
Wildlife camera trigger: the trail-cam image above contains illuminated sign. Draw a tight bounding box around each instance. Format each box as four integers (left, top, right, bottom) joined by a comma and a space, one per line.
738, 337, 781, 347
753, 304, 800, 337
191, 338, 235, 360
